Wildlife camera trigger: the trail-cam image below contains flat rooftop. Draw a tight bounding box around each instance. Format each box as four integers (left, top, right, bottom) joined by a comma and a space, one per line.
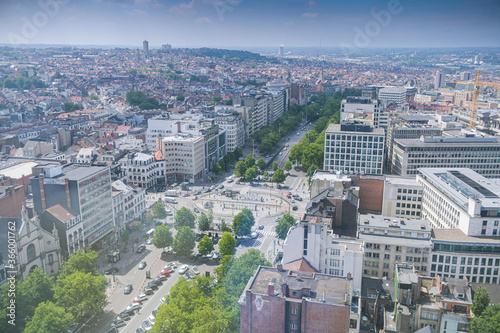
432, 228, 500, 244
384, 175, 420, 187
248, 266, 352, 306
62, 164, 108, 181
359, 214, 430, 232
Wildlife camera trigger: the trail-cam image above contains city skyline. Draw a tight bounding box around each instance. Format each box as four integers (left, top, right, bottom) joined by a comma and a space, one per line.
1, 0, 500, 48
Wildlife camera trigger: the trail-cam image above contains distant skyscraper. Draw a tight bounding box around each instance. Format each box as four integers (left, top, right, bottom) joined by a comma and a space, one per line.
434, 71, 445, 88
279, 45, 284, 56
461, 71, 471, 81
143, 40, 149, 59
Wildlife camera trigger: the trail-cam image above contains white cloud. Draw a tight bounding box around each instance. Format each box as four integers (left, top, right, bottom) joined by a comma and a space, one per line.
126, 9, 147, 16
170, 0, 197, 14
302, 12, 319, 19
309, 0, 317, 7
195, 16, 213, 24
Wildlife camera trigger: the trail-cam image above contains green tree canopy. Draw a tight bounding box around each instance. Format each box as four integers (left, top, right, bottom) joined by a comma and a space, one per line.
133, 221, 142, 234
55, 271, 107, 323
126, 90, 147, 106
272, 161, 278, 171
218, 232, 236, 256
212, 163, 222, 175
121, 229, 129, 244
59, 249, 99, 279
198, 235, 214, 255
177, 94, 185, 101
152, 224, 173, 252
220, 219, 231, 232
263, 171, 270, 181
272, 168, 286, 183
275, 213, 296, 240
174, 207, 196, 229
24, 301, 73, 333
198, 213, 211, 231
245, 154, 256, 167
471, 304, 500, 333
257, 158, 266, 171
233, 147, 243, 160
284, 161, 292, 173
153, 202, 167, 220
232, 208, 255, 237
234, 161, 247, 178
213, 96, 223, 102
245, 166, 258, 181
472, 286, 491, 317
173, 226, 196, 257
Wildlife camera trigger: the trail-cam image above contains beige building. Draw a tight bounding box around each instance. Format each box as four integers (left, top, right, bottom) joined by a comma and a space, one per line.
158, 134, 205, 183
22, 140, 54, 158
382, 176, 423, 218
358, 214, 431, 279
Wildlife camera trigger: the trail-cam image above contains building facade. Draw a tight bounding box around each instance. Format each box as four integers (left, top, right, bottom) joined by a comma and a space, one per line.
158, 134, 205, 183
126, 152, 157, 189
379, 87, 406, 105
382, 176, 423, 218
341, 97, 387, 128
214, 108, 245, 152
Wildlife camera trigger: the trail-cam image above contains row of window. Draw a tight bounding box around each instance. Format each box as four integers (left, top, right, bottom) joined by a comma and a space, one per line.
326, 134, 384, 142
432, 255, 500, 266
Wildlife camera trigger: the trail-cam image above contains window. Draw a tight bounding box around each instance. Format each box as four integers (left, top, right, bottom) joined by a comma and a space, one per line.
291, 323, 298, 330
291, 308, 298, 315
27, 244, 36, 262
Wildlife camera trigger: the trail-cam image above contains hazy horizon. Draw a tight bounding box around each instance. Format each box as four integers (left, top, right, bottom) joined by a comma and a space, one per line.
1, 0, 499, 48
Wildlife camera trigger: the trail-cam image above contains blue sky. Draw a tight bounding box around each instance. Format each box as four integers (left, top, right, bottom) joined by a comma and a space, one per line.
0, 0, 499, 48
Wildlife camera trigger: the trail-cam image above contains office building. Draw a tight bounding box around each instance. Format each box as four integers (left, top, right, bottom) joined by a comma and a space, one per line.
324, 121, 385, 175
239, 265, 360, 333
434, 71, 446, 88
341, 96, 387, 128
143, 39, 149, 59
460, 71, 471, 81
379, 87, 406, 105
382, 176, 423, 218
278, 44, 284, 56
418, 167, 500, 236
214, 108, 246, 152
358, 214, 432, 279
158, 134, 205, 183
30, 163, 114, 249
111, 179, 146, 232
391, 131, 500, 177
126, 152, 157, 189
234, 94, 271, 135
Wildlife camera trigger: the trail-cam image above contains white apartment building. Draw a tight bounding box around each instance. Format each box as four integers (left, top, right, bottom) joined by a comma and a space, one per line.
214, 108, 245, 152
282, 217, 364, 291
146, 113, 204, 151
391, 131, 500, 178
267, 87, 287, 122
158, 134, 205, 184
112, 180, 146, 231
126, 152, 157, 189
382, 176, 423, 218
341, 96, 387, 128
418, 167, 500, 236
430, 228, 500, 284
379, 87, 406, 105
358, 214, 431, 279
324, 121, 385, 175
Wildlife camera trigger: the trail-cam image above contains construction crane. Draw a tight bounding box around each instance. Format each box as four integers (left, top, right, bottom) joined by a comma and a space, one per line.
451, 71, 500, 129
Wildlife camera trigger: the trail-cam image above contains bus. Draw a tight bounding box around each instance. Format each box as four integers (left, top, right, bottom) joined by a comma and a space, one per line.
163, 197, 178, 204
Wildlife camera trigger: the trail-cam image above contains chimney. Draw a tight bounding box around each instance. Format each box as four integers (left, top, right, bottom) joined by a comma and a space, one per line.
277, 263, 283, 271
347, 272, 352, 280
268, 282, 275, 296
282, 282, 288, 297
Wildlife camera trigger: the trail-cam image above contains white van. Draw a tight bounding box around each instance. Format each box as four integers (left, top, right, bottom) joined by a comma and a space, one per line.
163, 197, 178, 204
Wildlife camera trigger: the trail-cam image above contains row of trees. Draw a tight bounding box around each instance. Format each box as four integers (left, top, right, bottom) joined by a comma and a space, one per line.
0, 250, 107, 333
3, 75, 47, 89
151, 249, 270, 332
212, 147, 243, 175
125, 90, 168, 110
233, 154, 288, 183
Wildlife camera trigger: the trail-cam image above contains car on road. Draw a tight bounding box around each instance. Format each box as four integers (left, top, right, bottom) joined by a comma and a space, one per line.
143, 287, 154, 295
136, 245, 146, 253
192, 195, 198, 200
143, 320, 153, 331
160, 269, 171, 276
287, 194, 292, 198
187, 270, 196, 279
218, 184, 224, 189
194, 191, 202, 195
126, 303, 141, 311
119, 312, 131, 320
192, 267, 200, 275
258, 224, 264, 230
183, 194, 191, 197
104, 267, 119, 275
111, 319, 126, 328
291, 198, 295, 203
279, 152, 282, 155
124, 284, 133, 294
295, 197, 303, 201
275, 217, 281, 222
194, 207, 200, 213
135, 294, 148, 302
157, 273, 167, 281
297, 132, 300, 135
251, 231, 258, 239
146, 238, 153, 245
178, 264, 189, 275
147, 282, 159, 290
292, 205, 298, 211
138, 261, 147, 270
136, 328, 145, 333
293, 194, 300, 198
164, 263, 177, 271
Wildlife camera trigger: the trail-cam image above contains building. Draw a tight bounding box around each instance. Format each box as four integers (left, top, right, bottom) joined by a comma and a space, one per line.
22, 140, 54, 158
382, 176, 423, 218
279, 44, 284, 56
267, 87, 287, 122
434, 71, 446, 89
239, 265, 360, 333
214, 108, 245, 152
30, 163, 114, 249
158, 134, 205, 183
111, 179, 146, 233
418, 167, 500, 236
143, 40, 149, 59
379, 87, 406, 105
460, 71, 471, 81
282, 217, 364, 291
431, 228, 500, 284
358, 214, 432, 279
126, 152, 157, 189
391, 131, 500, 177
341, 96, 387, 128
324, 121, 385, 175
234, 93, 272, 135
0, 184, 25, 218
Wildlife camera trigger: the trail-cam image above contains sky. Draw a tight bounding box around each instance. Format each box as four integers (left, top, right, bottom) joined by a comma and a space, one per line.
0, 0, 499, 48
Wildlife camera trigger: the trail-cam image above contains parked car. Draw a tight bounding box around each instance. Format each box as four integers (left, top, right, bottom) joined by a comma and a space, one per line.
187, 270, 195, 279
136, 245, 146, 253
157, 273, 167, 281
178, 264, 189, 275
295, 197, 302, 201
287, 194, 292, 198
292, 205, 298, 211
105, 327, 118, 333
218, 184, 224, 189
111, 319, 126, 328
126, 303, 141, 311
143, 320, 153, 331
275, 217, 281, 222
135, 294, 148, 302
258, 225, 264, 230
138, 261, 147, 270
192, 195, 198, 200
104, 267, 119, 275
194, 207, 200, 213
124, 284, 133, 294
194, 191, 202, 195
293, 194, 300, 198
143, 287, 154, 295
136, 328, 145, 333
192, 267, 200, 275
153, 277, 163, 285
147, 282, 159, 290
119, 312, 131, 320
164, 263, 177, 271
160, 269, 170, 276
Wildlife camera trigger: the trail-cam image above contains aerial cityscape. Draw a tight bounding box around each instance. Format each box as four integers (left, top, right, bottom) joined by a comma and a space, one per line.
0, 1, 500, 333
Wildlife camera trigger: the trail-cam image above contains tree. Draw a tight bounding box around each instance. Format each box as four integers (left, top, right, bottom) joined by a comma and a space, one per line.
284, 161, 292, 173
198, 213, 211, 231
24, 301, 73, 333
272, 161, 278, 171
275, 213, 296, 240
472, 286, 491, 317
126, 90, 147, 106
245, 166, 258, 181
234, 161, 247, 178
213, 96, 222, 102
174, 207, 196, 229
218, 232, 236, 256
272, 168, 286, 183
233, 147, 243, 160
226, 99, 233, 105
207, 209, 214, 225
176, 94, 185, 101
471, 304, 500, 333
232, 208, 255, 237
245, 154, 256, 167
263, 171, 269, 182
212, 163, 222, 175
58, 250, 99, 279
198, 235, 214, 255
152, 224, 173, 252
257, 158, 266, 171
220, 219, 231, 232
153, 203, 167, 220
120, 229, 129, 244
173, 226, 196, 257
55, 271, 107, 323
133, 221, 142, 234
